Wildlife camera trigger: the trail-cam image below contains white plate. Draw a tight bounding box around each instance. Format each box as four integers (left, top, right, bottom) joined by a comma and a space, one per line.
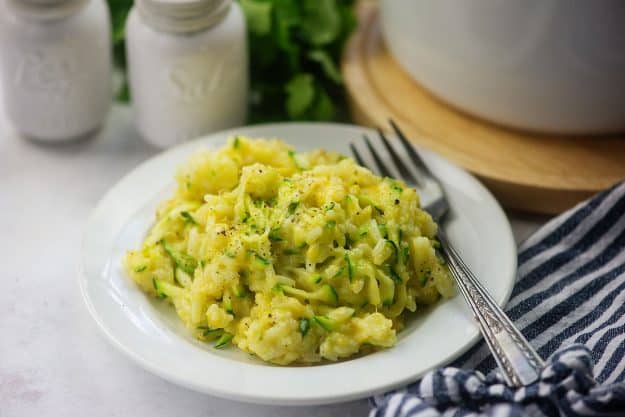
79, 123, 516, 406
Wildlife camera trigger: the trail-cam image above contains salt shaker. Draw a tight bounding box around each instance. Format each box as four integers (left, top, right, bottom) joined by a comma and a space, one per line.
126, 0, 248, 148
0, 0, 112, 142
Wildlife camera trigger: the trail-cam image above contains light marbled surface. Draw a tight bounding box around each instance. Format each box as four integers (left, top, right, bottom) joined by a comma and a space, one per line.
0, 103, 547, 417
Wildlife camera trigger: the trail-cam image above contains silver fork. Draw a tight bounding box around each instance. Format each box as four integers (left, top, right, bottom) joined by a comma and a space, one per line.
350, 120, 545, 387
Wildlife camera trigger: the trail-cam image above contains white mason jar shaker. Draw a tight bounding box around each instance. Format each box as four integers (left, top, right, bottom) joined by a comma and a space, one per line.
126, 0, 248, 148
0, 0, 112, 142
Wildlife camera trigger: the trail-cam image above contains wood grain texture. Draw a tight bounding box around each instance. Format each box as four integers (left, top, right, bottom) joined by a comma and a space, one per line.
342, 2, 625, 214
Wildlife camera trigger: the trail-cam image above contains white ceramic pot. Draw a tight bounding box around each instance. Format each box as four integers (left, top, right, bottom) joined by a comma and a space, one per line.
380, 0, 625, 134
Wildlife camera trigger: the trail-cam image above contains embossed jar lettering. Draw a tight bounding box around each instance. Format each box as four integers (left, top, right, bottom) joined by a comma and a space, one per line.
126, 0, 248, 148
0, 0, 112, 141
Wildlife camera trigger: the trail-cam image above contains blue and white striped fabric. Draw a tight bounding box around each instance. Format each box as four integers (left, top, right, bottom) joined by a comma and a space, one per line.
371, 182, 625, 417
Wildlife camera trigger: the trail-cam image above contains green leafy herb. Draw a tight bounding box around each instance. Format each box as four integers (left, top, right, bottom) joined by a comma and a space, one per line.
419, 270, 430, 287
107, 0, 356, 122
233, 136, 241, 149
326, 220, 336, 229
325, 202, 335, 211
134, 265, 147, 273
285, 74, 315, 118
308, 49, 342, 83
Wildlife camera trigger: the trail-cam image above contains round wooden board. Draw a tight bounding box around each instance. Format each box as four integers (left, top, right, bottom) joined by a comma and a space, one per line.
341, 2, 625, 214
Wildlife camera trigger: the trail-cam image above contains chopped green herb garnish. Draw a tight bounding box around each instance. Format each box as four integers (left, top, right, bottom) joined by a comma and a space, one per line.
288, 201, 299, 215
272, 283, 284, 293
254, 253, 271, 266
162, 240, 198, 275
233, 283, 248, 298
345, 253, 354, 282
389, 267, 402, 284
134, 265, 147, 273
253, 199, 263, 208
419, 270, 430, 287
197, 326, 221, 337
152, 278, 167, 299
268, 227, 283, 241
391, 181, 403, 193
333, 266, 346, 278
325, 202, 335, 211
313, 274, 323, 284
233, 136, 240, 149
242, 211, 251, 223
180, 211, 197, 225
328, 285, 339, 305
299, 318, 310, 337
378, 224, 389, 239
224, 251, 236, 258
432, 239, 441, 249
402, 247, 410, 265
326, 220, 336, 229
214, 333, 233, 349
386, 239, 398, 261
288, 150, 303, 170
359, 227, 369, 237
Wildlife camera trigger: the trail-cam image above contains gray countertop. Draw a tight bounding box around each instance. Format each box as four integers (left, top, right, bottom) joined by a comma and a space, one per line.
0, 104, 548, 417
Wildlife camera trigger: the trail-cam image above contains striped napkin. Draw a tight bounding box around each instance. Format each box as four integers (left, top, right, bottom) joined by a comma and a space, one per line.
371, 182, 625, 417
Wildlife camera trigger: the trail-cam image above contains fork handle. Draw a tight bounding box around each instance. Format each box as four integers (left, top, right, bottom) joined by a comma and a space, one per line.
438, 231, 544, 386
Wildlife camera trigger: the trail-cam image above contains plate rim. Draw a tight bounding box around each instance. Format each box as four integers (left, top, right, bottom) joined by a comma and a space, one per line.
78, 122, 517, 406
